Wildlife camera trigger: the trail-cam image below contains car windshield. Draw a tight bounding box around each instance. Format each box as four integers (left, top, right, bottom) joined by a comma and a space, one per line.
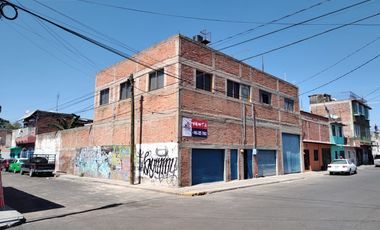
375, 155, 380, 160
331, 160, 347, 164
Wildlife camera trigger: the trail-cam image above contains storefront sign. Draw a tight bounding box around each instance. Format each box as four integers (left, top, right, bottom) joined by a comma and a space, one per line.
182, 118, 208, 137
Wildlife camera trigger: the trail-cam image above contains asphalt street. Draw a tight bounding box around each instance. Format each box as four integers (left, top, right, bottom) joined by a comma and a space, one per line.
2, 166, 380, 230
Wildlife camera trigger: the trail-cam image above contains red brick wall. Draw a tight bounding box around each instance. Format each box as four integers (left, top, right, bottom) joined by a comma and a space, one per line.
0, 171, 4, 209
301, 111, 330, 143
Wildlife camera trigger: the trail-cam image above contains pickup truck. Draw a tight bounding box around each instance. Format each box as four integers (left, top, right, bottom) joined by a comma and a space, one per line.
20, 156, 55, 177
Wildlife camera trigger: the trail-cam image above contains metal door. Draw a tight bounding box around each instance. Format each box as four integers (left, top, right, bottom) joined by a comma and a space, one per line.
257, 150, 276, 177
230, 149, 238, 180
192, 149, 225, 185
244, 149, 253, 179
282, 133, 301, 174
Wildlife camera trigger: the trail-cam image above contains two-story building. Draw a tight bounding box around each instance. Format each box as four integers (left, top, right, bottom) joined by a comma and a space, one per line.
301, 111, 331, 171
57, 34, 302, 187
309, 93, 371, 165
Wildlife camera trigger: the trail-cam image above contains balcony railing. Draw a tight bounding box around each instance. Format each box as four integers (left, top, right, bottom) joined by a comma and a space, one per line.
15, 127, 36, 138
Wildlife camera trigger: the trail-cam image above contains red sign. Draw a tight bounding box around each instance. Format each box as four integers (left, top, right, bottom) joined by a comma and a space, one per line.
191, 119, 208, 129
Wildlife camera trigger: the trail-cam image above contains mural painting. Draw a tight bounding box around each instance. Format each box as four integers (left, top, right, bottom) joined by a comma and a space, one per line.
74, 145, 130, 180
138, 143, 178, 186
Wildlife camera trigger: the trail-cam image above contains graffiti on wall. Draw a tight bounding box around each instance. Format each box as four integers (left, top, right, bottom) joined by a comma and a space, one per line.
138, 143, 178, 186
74, 145, 130, 180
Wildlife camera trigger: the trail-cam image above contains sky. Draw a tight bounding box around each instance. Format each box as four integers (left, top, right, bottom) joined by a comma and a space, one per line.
1, 0, 380, 127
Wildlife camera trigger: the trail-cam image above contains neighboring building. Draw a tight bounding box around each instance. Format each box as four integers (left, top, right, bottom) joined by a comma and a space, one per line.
57, 34, 302, 187
0, 128, 12, 159
309, 93, 371, 165
371, 127, 380, 158
12, 110, 92, 159
301, 111, 331, 171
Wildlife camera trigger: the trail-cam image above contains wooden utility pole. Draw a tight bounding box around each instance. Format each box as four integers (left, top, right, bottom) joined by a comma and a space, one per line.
129, 74, 135, 184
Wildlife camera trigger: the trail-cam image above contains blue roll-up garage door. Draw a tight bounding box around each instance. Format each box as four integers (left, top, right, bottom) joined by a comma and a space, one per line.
230, 149, 238, 180
282, 133, 301, 174
192, 149, 225, 185
257, 150, 276, 177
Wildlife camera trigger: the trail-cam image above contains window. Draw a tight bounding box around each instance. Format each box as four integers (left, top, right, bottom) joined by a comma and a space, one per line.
332, 125, 336, 136
227, 80, 250, 101
260, 90, 271, 105
354, 124, 360, 138
99, 88, 109, 105
227, 80, 240, 99
314, 150, 319, 161
338, 126, 343, 137
120, 81, 131, 100
149, 69, 164, 91
284, 98, 294, 112
196, 70, 212, 91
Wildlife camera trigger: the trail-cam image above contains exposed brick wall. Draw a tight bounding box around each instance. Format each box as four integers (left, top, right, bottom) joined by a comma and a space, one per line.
0, 172, 4, 209
180, 148, 191, 187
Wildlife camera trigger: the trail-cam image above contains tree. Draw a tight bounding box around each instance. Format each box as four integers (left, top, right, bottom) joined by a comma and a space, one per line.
48, 114, 82, 130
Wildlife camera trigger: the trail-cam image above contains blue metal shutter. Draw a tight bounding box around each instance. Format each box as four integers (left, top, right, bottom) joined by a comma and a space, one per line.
230, 149, 238, 180
192, 149, 225, 185
244, 150, 253, 179
282, 133, 301, 174
257, 150, 276, 177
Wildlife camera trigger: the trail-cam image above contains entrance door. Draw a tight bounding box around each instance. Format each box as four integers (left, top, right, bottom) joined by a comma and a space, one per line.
243, 150, 253, 179
321, 148, 331, 170
192, 149, 225, 185
304, 150, 310, 171
282, 133, 301, 174
257, 150, 276, 177
230, 149, 238, 180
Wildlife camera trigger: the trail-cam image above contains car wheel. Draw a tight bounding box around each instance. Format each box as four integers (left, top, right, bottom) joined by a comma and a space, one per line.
329, 172, 333, 175
354, 169, 357, 174
348, 169, 351, 175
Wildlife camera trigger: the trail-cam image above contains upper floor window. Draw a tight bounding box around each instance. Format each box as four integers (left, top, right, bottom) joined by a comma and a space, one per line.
149, 69, 164, 91
338, 126, 343, 137
227, 80, 250, 101
284, 98, 294, 112
100, 88, 109, 105
354, 124, 360, 138
260, 90, 271, 105
196, 70, 212, 92
120, 81, 131, 100
332, 125, 336, 136
227, 80, 240, 99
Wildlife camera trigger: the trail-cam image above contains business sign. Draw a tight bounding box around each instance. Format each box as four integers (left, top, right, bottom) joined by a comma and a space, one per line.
182, 118, 208, 137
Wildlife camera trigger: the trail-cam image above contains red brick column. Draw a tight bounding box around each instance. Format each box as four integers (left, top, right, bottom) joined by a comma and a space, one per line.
0, 171, 4, 209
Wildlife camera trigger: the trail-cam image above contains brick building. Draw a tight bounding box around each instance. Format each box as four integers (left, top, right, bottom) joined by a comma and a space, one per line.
301, 111, 331, 171
57, 34, 302, 187
309, 93, 371, 165
12, 110, 92, 159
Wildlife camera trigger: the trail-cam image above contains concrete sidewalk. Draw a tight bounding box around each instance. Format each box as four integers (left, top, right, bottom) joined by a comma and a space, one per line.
57, 171, 325, 197
0, 206, 25, 229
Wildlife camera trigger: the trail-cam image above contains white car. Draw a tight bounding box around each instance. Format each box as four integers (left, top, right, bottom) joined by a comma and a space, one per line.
328, 159, 357, 175
374, 155, 380, 167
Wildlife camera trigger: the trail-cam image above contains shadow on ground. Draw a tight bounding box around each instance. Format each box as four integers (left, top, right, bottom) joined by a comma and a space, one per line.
3, 187, 64, 213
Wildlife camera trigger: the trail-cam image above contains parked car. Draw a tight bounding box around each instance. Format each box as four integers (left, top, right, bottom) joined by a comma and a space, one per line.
328, 159, 357, 175
20, 156, 55, 177
1, 159, 16, 171
374, 155, 380, 167
8, 159, 28, 173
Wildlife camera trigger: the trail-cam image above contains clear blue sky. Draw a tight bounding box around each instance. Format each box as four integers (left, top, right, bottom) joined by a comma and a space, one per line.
1, 0, 380, 127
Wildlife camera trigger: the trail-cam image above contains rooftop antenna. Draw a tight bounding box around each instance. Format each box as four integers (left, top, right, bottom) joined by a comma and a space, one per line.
56, 93, 60, 112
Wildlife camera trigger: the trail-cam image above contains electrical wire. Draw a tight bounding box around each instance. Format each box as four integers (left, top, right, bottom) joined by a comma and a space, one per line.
241, 11, 380, 61
296, 35, 380, 85
219, 0, 371, 51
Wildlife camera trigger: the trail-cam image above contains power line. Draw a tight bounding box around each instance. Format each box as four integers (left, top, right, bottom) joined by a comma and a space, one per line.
296, 35, 380, 85
219, 0, 371, 51
300, 53, 380, 96
212, 0, 332, 47
241, 12, 380, 61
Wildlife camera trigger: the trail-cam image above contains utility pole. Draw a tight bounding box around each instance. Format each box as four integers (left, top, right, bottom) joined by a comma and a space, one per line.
138, 95, 144, 184
129, 74, 135, 185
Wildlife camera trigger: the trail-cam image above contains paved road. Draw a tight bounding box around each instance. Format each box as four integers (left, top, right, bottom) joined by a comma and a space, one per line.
2, 166, 380, 230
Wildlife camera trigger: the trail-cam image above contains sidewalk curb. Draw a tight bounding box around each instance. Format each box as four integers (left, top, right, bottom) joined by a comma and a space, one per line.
177, 177, 306, 196
57, 174, 307, 197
